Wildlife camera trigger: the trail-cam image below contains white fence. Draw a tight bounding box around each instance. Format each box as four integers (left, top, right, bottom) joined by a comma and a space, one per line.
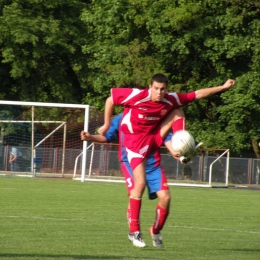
1, 144, 259, 185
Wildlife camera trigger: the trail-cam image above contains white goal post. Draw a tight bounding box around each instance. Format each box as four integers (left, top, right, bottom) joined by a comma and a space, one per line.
208, 149, 230, 188
167, 148, 230, 188
0, 100, 89, 177
0, 100, 230, 189
74, 141, 230, 188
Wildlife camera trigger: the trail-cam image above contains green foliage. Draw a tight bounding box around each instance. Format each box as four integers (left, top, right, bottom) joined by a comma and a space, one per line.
1, 0, 260, 156
0, 0, 87, 103
80, 0, 164, 108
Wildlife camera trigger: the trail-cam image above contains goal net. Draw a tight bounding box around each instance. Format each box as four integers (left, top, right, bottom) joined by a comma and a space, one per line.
74, 139, 230, 188
0, 100, 230, 188
0, 100, 102, 177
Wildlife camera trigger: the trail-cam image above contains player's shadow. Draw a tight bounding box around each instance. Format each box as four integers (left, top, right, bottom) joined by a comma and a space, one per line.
221, 248, 260, 253
0, 254, 122, 259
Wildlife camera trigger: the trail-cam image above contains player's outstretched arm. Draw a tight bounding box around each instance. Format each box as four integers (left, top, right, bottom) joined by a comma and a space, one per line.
98, 96, 114, 135
195, 79, 235, 100
80, 131, 108, 143
81, 113, 122, 143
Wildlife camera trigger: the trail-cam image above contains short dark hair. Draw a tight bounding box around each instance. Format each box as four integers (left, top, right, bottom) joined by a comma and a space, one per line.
150, 73, 169, 87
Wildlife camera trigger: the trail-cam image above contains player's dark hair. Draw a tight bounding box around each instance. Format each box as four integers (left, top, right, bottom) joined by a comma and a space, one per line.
150, 73, 169, 87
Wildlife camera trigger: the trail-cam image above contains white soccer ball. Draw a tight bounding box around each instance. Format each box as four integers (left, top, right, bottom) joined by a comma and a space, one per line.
171, 130, 196, 155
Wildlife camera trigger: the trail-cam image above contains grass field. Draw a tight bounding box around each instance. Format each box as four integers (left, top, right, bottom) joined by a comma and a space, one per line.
0, 176, 259, 260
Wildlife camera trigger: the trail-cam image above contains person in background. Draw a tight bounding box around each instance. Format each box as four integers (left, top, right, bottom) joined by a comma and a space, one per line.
9, 146, 20, 172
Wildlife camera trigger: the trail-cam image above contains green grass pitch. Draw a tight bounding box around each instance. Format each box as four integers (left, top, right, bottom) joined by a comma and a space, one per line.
0, 176, 259, 260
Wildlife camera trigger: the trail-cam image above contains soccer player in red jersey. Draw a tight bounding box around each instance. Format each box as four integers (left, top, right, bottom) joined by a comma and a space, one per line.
98, 73, 235, 247
81, 109, 186, 248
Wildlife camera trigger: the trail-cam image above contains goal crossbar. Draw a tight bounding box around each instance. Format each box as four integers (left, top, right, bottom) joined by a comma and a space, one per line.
0, 100, 90, 178
0, 100, 89, 109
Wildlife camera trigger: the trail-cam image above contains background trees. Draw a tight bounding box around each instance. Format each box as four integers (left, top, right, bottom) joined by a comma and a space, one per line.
0, 0, 260, 157
0, 0, 87, 103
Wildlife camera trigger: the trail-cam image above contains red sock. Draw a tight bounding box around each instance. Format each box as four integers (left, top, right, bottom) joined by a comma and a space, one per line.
152, 205, 169, 234
172, 118, 186, 132
127, 207, 131, 227
129, 197, 142, 233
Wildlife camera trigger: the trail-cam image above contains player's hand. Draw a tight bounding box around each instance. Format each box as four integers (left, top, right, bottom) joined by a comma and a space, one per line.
171, 151, 183, 162
164, 140, 184, 163
80, 131, 92, 141
98, 124, 110, 135
222, 79, 235, 90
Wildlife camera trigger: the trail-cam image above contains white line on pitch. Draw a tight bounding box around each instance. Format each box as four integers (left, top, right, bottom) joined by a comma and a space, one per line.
171, 225, 260, 234
0, 215, 82, 221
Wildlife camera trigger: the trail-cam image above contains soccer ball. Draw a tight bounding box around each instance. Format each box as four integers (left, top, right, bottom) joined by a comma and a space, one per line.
171, 130, 196, 156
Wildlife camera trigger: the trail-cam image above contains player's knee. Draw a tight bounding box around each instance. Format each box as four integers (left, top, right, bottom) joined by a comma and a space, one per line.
131, 179, 145, 195
161, 194, 171, 205
157, 191, 171, 205
134, 178, 146, 188
135, 183, 146, 194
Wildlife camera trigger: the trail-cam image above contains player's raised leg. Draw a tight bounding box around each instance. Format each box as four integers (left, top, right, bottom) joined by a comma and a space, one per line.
160, 108, 203, 163
160, 108, 186, 139
160, 108, 186, 161
180, 142, 204, 163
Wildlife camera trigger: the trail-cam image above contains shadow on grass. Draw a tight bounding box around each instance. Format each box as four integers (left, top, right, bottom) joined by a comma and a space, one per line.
222, 248, 260, 253
0, 254, 123, 259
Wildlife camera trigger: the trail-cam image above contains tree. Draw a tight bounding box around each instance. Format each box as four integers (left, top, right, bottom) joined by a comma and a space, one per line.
1, 0, 260, 157
80, 0, 165, 112
0, 0, 87, 103
139, 0, 260, 156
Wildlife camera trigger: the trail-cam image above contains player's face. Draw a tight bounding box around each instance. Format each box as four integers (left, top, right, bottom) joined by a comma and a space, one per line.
149, 81, 167, 102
